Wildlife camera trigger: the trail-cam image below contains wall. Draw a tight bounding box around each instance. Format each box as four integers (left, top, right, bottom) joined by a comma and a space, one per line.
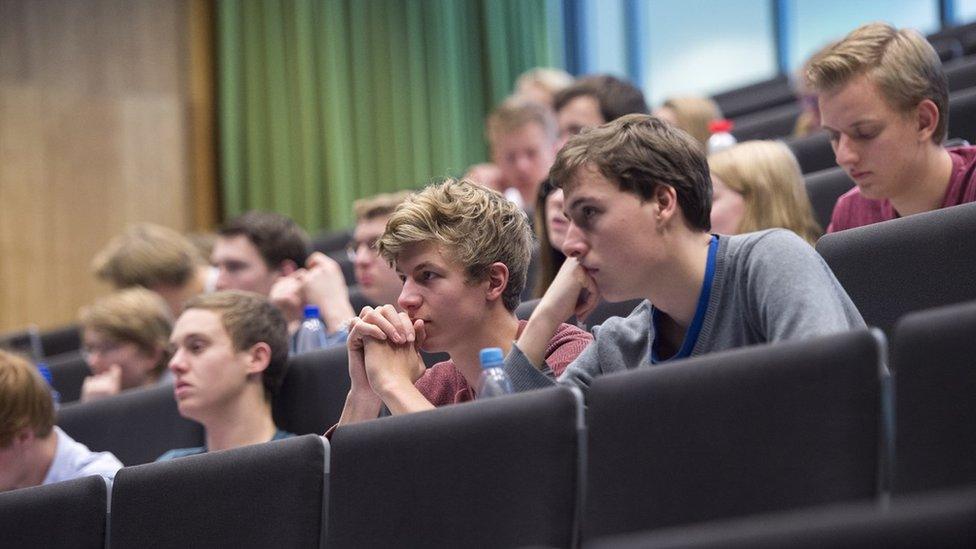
0, 0, 214, 332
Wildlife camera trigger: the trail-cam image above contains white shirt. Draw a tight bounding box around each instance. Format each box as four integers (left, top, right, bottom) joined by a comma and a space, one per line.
42, 427, 123, 485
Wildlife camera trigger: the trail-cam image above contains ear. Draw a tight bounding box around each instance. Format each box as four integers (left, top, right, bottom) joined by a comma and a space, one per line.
484, 262, 510, 304
13, 426, 35, 448
278, 260, 299, 277
244, 342, 272, 376
651, 184, 680, 226
915, 99, 940, 142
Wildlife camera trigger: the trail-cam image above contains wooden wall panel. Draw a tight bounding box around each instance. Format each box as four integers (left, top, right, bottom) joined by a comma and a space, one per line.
0, 0, 211, 333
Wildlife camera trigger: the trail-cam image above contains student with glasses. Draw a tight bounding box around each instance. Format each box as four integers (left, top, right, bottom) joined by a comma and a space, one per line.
270, 192, 412, 348
78, 288, 174, 402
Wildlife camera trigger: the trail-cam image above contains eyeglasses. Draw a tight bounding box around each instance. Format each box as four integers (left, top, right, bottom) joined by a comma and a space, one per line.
81, 340, 125, 360
345, 237, 380, 261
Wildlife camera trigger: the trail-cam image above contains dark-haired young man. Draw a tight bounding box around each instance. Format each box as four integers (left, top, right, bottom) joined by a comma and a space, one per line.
553, 74, 650, 147
506, 114, 864, 397
213, 211, 310, 296
159, 291, 292, 460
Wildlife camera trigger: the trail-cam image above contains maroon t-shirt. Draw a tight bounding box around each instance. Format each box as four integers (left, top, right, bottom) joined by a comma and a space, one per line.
827, 146, 976, 233
414, 321, 592, 406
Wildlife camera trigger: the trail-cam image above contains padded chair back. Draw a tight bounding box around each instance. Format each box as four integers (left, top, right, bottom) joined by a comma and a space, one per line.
111, 434, 330, 548
312, 227, 353, 254
325, 251, 356, 287
804, 167, 854, 230
816, 201, 976, 335
945, 56, 976, 92
584, 330, 884, 539
40, 324, 81, 357
892, 300, 976, 495
347, 287, 371, 314
929, 36, 965, 62
586, 486, 976, 549
730, 102, 801, 142
274, 345, 351, 435
948, 87, 976, 144
516, 298, 540, 320
328, 386, 584, 549
58, 384, 203, 466
711, 76, 794, 119
0, 329, 37, 359
785, 131, 835, 174
0, 476, 108, 549
46, 351, 90, 404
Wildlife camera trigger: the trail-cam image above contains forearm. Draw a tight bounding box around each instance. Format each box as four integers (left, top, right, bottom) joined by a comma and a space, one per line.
313, 297, 357, 333
336, 388, 383, 427
516, 303, 564, 368
375, 378, 436, 416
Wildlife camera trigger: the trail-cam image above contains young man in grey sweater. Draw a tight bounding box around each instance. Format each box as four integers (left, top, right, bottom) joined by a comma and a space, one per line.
506, 114, 865, 397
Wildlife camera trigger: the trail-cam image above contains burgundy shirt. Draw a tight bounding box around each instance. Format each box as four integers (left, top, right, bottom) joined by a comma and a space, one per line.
414, 320, 592, 406
827, 146, 976, 233
325, 321, 592, 438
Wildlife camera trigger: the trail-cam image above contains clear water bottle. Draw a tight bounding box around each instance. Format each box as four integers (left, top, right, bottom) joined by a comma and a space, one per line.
37, 363, 61, 410
477, 347, 513, 399
294, 305, 329, 354
707, 119, 737, 154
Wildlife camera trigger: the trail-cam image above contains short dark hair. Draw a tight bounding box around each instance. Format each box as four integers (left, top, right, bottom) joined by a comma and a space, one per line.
550, 114, 712, 231
218, 211, 310, 270
183, 291, 289, 402
553, 75, 649, 123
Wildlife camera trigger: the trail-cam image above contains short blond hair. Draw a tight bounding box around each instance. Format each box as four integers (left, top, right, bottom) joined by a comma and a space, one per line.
515, 68, 574, 97
661, 96, 723, 150
93, 224, 203, 289
0, 350, 54, 447
377, 179, 532, 311
353, 191, 414, 222
708, 141, 823, 244
486, 98, 558, 146
807, 22, 948, 144
79, 288, 174, 376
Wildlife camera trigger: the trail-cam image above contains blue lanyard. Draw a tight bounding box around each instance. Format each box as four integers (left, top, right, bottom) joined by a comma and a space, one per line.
651, 235, 720, 364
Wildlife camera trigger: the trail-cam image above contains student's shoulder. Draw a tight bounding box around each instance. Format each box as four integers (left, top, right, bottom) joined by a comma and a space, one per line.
591, 300, 652, 344
156, 446, 206, 462
725, 228, 811, 256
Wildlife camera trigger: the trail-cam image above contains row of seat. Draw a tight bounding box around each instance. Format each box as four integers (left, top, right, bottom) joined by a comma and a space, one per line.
0, 323, 80, 363
786, 85, 976, 175
712, 20, 976, 121
5, 297, 976, 547
51, 199, 976, 466
730, 54, 976, 143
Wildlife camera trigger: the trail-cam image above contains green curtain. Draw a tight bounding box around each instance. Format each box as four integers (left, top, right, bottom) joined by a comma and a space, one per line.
217, 0, 564, 231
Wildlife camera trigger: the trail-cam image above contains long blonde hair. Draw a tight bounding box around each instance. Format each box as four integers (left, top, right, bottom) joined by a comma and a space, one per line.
708, 141, 822, 244
661, 96, 722, 150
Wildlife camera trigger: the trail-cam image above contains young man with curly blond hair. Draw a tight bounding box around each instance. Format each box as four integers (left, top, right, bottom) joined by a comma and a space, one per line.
333, 179, 592, 427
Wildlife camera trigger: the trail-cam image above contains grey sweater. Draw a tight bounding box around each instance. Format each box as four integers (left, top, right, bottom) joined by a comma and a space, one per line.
504, 229, 865, 397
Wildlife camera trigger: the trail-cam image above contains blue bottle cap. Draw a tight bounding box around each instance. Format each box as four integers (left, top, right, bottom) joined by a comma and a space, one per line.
303, 305, 320, 319
479, 347, 504, 368
37, 363, 54, 385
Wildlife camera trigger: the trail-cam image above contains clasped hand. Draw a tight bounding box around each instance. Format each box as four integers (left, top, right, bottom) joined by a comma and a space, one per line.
346, 304, 426, 398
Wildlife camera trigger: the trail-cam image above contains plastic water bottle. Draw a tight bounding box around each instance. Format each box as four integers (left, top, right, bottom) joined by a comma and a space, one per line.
294, 305, 329, 354
477, 347, 513, 399
707, 119, 737, 154
37, 363, 61, 410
